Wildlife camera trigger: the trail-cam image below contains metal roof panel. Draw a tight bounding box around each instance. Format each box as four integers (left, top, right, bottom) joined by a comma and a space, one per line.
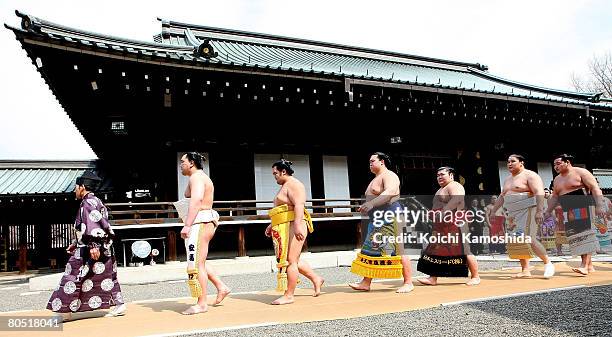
0, 168, 86, 195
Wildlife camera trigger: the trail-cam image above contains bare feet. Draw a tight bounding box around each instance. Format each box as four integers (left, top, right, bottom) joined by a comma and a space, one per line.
396, 283, 415, 293
512, 271, 532, 278
588, 266, 596, 273
417, 277, 437, 286
181, 304, 208, 315
348, 280, 370, 291
271, 295, 294, 305
571, 267, 589, 276
465, 277, 481, 286
214, 287, 231, 305
313, 277, 325, 297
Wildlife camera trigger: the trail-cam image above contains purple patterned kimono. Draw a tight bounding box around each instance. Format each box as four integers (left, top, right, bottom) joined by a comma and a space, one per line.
47, 192, 123, 313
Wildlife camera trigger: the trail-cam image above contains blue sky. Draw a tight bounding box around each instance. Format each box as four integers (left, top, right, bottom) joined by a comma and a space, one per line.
1, 0, 611, 159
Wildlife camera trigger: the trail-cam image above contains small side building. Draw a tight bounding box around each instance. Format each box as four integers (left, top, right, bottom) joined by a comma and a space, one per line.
0, 160, 103, 271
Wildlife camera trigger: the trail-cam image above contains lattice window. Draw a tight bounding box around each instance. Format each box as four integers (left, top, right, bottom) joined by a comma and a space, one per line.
51, 224, 74, 248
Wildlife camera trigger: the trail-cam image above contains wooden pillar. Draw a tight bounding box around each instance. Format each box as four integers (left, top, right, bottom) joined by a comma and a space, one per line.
18, 224, 28, 274
236, 203, 247, 257
0, 225, 7, 272
167, 231, 177, 261
37, 223, 51, 268
18, 244, 27, 274
237, 225, 246, 257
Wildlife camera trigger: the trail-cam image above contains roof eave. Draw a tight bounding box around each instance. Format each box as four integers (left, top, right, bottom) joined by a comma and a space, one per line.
14, 10, 194, 53
468, 67, 603, 103
0, 160, 97, 169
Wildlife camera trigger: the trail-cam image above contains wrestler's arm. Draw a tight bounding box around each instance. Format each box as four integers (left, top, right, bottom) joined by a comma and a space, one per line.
185, 175, 204, 227
544, 179, 560, 216
447, 184, 472, 235
288, 181, 307, 240
491, 177, 510, 214
368, 174, 400, 208
185, 182, 191, 198
579, 169, 605, 212
528, 172, 545, 223
545, 195, 553, 212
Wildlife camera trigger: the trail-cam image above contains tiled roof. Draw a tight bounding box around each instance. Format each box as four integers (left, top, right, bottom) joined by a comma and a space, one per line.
5, 10, 612, 109
594, 169, 612, 190
0, 161, 95, 195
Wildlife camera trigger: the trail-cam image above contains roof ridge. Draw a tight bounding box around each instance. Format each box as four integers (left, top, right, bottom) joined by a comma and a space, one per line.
159, 18, 488, 71
203, 36, 466, 74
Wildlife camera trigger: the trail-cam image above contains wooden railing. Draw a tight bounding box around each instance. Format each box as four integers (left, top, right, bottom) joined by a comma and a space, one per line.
107, 198, 368, 225
107, 198, 369, 257
106, 197, 430, 257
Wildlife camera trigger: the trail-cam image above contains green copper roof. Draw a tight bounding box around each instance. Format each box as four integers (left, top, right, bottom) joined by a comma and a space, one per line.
594, 169, 612, 190
5, 10, 612, 108
0, 161, 95, 195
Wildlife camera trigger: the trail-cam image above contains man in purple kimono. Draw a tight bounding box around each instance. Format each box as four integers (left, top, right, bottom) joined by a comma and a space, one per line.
47, 171, 125, 320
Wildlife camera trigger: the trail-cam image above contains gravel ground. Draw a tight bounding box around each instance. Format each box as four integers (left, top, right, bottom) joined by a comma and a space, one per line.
184, 285, 612, 337
0, 261, 519, 313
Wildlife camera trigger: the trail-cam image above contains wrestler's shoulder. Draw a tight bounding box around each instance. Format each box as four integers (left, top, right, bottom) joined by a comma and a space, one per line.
386, 170, 400, 181
525, 169, 543, 178
385, 170, 399, 177
203, 172, 214, 184
573, 167, 592, 175
190, 170, 209, 180
288, 177, 305, 189
448, 181, 465, 191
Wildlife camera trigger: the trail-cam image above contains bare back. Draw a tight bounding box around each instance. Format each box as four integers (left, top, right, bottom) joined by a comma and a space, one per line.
185, 170, 214, 210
